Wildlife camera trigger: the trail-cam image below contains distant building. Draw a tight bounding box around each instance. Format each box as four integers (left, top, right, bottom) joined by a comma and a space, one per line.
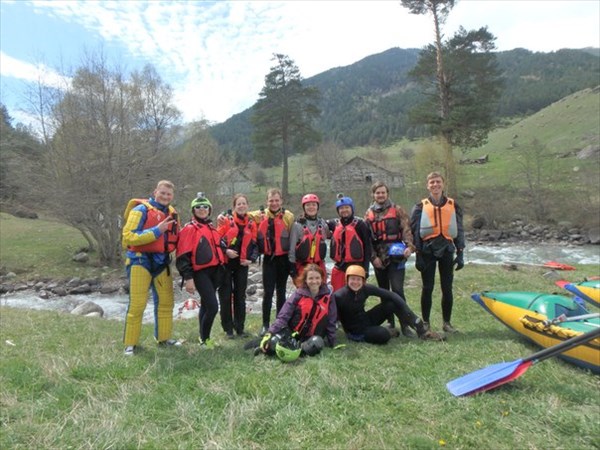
217, 170, 254, 196
329, 156, 403, 192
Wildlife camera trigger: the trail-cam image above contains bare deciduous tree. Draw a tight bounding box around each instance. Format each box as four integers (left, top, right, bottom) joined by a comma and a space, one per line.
27, 51, 181, 265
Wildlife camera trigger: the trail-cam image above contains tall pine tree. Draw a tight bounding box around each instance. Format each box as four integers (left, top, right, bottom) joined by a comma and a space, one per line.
251, 54, 321, 198
402, 0, 502, 195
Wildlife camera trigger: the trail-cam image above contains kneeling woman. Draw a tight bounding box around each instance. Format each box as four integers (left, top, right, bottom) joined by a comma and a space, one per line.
260, 264, 337, 356
176, 194, 225, 348
333, 265, 443, 345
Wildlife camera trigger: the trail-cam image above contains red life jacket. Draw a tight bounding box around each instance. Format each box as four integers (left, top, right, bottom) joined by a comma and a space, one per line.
125, 199, 178, 254
288, 292, 332, 339
295, 221, 327, 264
222, 214, 258, 261
330, 219, 364, 264
258, 210, 290, 256
177, 220, 225, 271
365, 205, 401, 243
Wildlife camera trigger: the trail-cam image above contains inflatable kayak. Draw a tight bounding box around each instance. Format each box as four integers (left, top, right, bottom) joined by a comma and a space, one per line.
555, 280, 600, 308
472, 291, 600, 373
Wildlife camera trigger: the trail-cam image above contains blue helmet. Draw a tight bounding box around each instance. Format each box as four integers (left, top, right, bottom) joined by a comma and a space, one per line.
388, 242, 407, 257
335, 195, 354, 214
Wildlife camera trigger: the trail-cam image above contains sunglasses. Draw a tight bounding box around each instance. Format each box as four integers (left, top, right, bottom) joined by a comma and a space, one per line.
194, 205, 210, 210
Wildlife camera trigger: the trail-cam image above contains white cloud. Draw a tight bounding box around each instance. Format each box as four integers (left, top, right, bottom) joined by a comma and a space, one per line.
0, 51, 70, 88
4, 0, 600, 125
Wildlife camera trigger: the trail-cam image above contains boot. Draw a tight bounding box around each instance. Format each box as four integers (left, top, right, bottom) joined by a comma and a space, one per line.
415, 318, 444, 341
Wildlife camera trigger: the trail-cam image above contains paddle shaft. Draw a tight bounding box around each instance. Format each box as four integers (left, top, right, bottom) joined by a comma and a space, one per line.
522, 327, 600, 364
545, 312, 600, 326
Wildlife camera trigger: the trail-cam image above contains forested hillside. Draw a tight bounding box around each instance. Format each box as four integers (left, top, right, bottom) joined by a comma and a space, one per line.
210, 47, 599, 163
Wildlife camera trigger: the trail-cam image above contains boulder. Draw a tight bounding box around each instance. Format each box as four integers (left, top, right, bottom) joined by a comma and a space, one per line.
69, 284, 92, 294
576, 144, 600, 159
100, 284, 120, 294
246, 285, 257, 296
0, 284, 14, 294
71, 301, 104, 317
471, 215, 486, 229
588, 227, 600, 245
72, 252, 89, 263
52, 286, 68, 297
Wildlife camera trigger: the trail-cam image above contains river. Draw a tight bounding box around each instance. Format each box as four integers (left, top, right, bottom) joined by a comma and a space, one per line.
2, 243, 598, 322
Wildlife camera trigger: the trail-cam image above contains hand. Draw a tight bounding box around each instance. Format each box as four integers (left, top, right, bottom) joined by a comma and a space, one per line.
289, 265, 298, 279
454, 252, 464, 271
372, 257, 383, 270
240, 259, 251, 266
226, 249, 239, 259
157, 216, 175, 233
184, 278, 196, 294
260, 333, 272, 353
415, 253, 426, 272
216, 214, 227, 226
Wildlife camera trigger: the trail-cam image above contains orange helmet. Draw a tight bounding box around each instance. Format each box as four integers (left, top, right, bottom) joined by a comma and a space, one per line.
345, 265, 366, 282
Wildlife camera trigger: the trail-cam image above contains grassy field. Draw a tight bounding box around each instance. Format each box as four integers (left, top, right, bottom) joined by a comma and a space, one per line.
1, 88, 599, 448
0, 212, 120, 281
2, 263, 600, 449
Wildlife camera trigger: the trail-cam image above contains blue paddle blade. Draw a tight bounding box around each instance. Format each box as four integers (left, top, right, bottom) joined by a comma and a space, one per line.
446, 359, 524, 397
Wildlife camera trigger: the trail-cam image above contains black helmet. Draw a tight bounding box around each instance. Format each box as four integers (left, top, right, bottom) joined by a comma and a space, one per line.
301, 335, 325, 357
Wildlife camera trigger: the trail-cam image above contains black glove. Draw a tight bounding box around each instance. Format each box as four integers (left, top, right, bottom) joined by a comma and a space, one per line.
289, 264, 298, 279
454, 252, 464, 271
415, 253, 426, 272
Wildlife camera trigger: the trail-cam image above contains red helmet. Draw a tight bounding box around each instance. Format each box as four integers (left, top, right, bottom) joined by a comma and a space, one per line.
301, 194, 320, 207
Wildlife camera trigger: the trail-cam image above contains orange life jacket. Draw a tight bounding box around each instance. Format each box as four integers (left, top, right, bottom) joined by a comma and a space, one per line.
125, 199, 178, 253
222, 214, 258, 262
365, 205, 401, 242
330, 219, 365, 264
295, 220, 327, 264
288, 291, 332, 339
177, 220, 225, 271
419, 198, 458, 241
258, 210, 290, 256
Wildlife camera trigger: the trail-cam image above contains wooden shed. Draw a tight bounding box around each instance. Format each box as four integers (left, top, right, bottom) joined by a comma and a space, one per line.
329, 156, 403, 192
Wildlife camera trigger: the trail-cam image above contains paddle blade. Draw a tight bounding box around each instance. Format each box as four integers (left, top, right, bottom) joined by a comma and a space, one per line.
447, 359, 533, 397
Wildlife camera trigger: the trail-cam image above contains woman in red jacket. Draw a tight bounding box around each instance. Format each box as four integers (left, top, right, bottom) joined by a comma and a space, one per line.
217, 194, 258, 339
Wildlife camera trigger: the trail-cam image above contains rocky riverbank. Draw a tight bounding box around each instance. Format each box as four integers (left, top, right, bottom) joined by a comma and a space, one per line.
467, 218, 600, 245
1, 220, 598, 319
0, 264, 276, 320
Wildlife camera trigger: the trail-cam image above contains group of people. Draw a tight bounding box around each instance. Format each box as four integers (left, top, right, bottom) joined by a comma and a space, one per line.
120, 171, 465, 359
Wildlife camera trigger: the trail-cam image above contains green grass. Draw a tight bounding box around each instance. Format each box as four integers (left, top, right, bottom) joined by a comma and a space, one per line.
0, 212, 119, 281
1, 264, 599, 449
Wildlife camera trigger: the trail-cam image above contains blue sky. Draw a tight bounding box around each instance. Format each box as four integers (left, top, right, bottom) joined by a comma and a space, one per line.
1, 0, 599, 129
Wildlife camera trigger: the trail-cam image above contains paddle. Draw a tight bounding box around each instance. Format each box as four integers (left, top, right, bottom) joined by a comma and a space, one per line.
542, 312, 600, 326
446, 327, 600, 397
505, 261, 576, 271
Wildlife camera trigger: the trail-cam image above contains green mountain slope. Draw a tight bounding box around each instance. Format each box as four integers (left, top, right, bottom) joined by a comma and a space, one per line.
210, 47, 599, 163
255, 86, 599, 229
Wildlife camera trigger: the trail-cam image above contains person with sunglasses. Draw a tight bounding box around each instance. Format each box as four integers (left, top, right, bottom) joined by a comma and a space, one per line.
176, 193, 226, 348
